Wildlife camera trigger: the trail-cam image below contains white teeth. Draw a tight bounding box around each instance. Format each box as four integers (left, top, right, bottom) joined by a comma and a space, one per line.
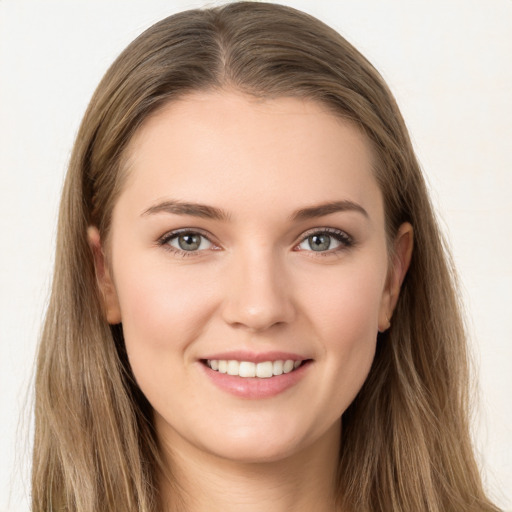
239, 361, 256, 378
256, 361, 273, 378
283, 360, 295, 373
272, 360, 284, 376
227, 360, 239, 375
206, 359, 303, 378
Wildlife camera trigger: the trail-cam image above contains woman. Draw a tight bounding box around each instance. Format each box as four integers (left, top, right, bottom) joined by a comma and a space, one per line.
32, 2, 502, 511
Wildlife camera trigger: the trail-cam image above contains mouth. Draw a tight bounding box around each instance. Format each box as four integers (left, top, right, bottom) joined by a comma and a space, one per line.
203, 358, 309, 378
199, 351, 313, 398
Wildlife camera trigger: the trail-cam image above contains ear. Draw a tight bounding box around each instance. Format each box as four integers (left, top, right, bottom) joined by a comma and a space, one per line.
378, 222, 413, 332
87, 226, 122, 324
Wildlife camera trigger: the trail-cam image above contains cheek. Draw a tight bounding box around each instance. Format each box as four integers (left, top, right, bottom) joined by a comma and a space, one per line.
112, 258, 219, 355
298, 259, 386, 402
302, 260, 386, 343
112, 260, 222, 412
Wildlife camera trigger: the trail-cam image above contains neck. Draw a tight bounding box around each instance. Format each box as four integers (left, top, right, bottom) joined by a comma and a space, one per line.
159, 420, 341, 512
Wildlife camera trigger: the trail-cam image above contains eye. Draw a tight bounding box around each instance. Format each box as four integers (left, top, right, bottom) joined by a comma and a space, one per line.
160, 230, 214, 253
296, 228, 353, 253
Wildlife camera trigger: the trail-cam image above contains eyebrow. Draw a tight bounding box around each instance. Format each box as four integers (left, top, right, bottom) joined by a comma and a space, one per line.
141, 199, 368, 222
291, 200, 368, 221
141, 200, 230, 221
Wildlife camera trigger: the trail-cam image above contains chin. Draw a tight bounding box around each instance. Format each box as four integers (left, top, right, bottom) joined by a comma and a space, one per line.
195, 415, 340, 465
205, 435, 306, 465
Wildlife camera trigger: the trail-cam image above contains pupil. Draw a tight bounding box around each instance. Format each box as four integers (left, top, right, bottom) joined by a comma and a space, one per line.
309, 234, 331, 251
179, 234, 200, 251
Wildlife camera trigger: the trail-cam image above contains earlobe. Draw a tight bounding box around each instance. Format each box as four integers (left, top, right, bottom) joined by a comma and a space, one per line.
87, 226, 122, 324
378, 222, 414, 332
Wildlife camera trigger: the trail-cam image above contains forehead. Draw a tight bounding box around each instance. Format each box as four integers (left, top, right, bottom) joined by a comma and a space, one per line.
118, 90, 383, 222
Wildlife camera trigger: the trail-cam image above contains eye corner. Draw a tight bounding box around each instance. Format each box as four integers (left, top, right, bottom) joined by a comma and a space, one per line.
295, 227, 354, 255
157, 228, 220, 257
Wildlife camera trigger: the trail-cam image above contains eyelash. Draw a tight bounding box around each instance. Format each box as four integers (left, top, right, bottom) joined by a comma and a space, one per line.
157, 228, 217, 258
295, 227, 354, 256
157, 227, 354, 258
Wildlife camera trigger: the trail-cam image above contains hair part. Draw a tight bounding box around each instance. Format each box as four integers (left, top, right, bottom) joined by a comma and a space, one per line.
33, 3, 500, 511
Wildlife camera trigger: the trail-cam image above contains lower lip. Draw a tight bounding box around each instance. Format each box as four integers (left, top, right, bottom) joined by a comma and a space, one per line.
199, 361, 311, 399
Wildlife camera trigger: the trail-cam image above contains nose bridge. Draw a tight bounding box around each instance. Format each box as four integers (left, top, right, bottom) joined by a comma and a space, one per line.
222, 243, 294, 331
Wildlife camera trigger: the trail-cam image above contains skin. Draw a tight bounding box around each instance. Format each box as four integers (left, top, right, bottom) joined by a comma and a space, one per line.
89, 90, 413, 511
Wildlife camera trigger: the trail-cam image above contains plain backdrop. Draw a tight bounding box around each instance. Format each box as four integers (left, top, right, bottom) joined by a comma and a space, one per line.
1, 1, 511, 510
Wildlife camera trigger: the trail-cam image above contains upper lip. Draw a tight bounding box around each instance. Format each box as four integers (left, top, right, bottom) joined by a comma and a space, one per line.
200, 351, 310, 363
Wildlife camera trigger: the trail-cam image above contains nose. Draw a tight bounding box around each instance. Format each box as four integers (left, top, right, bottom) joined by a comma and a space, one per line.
221, 248, 296, 332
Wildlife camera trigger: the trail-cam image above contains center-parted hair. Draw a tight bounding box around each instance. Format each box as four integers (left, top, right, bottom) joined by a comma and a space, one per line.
32, 3, 500, 511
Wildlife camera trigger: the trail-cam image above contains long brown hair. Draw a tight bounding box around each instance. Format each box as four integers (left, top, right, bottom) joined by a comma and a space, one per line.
32, 2, 501, 511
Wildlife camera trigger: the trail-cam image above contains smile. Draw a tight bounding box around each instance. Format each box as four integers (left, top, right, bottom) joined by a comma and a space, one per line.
206, 359, 303, 378
200, 355, 312, 399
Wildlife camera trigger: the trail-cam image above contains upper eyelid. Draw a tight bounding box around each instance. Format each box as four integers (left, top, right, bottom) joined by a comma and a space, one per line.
297, 226, 352, 241
158, 227, 215, 243
157, 226, 352, 248
157, 229, 218, 257
299, 226, 348, 235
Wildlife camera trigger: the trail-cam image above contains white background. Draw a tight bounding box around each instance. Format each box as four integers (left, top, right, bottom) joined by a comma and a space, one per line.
0, 1, 511, 510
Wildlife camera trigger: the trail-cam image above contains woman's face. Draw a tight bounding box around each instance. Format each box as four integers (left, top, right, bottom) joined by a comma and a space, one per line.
94, 90, 410, 464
